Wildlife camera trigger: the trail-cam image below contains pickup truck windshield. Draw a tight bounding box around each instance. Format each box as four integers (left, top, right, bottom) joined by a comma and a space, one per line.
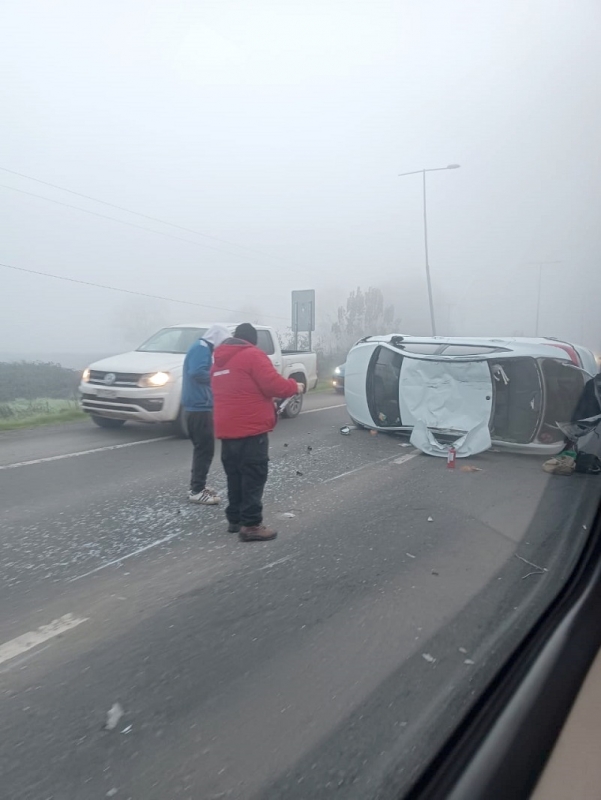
137, 327, 208, 354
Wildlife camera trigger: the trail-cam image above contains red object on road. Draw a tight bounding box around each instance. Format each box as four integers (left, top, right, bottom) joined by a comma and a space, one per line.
447, 446, 457, 469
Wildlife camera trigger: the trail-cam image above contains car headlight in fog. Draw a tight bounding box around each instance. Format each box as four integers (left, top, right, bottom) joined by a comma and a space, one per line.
82, 368, 90, 382
334, 367, 341, 375
139, 371, 170, 388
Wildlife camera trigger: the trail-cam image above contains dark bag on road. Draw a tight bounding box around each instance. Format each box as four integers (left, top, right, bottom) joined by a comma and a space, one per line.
575, 452, 601, 475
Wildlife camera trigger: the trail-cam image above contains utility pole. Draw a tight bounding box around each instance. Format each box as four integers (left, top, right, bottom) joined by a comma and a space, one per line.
398, 164, 460, 336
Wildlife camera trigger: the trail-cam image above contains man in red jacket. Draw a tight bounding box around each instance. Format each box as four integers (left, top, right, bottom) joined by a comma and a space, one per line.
211, 323, 303, 542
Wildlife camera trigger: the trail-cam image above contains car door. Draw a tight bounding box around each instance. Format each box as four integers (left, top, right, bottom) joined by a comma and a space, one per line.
399, 356, 494, 432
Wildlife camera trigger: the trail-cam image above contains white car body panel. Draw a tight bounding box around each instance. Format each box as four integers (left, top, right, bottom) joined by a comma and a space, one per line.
399, 357, 493, 432
345, 334, 593, 456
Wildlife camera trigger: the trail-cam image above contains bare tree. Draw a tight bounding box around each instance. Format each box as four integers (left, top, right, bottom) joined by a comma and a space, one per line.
332, 287, 399, 351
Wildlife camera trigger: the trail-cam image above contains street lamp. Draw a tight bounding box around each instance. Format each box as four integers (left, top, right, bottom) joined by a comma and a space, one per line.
398, 164, 460, 336
527, 261, 562, 336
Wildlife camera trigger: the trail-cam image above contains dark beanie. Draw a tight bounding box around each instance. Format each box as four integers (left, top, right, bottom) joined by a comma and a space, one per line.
234, 323, 258, 345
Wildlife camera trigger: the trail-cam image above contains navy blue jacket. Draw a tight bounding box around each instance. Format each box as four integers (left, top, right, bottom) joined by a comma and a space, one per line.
182, 339, 214, 412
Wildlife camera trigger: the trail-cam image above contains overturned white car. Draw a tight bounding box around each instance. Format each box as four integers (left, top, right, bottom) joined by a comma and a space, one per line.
344, 335, 597, 457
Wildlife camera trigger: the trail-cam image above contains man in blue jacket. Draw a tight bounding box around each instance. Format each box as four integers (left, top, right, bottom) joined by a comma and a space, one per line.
182, 324, 230, 504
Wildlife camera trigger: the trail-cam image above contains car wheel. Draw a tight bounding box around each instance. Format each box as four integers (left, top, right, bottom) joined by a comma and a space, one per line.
173, 406, 190, 438
91, 415, 126, 429
282, 394, 303, 418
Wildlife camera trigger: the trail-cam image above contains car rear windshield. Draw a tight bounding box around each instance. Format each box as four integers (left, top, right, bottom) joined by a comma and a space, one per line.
137, 328, 208, 354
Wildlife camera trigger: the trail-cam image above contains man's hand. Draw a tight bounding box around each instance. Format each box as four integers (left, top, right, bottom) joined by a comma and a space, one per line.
296, 382, 306, 395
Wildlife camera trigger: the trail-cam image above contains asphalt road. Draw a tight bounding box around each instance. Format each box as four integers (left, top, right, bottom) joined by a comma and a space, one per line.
0, 393, 599, 800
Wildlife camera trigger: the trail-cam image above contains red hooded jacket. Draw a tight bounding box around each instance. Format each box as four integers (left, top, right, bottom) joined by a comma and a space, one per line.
211, 340, 299, 439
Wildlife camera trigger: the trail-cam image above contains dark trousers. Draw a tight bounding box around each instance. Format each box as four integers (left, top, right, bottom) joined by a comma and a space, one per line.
187, 411, 215, 493
221, 434, 269, 527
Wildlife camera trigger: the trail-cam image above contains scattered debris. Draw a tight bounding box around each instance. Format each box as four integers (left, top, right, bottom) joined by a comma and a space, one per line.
284, 443, 288, 448
281, 512, 295, 518
296, 470, 304, 476
307, 446, 313, 452
121, 725, 133, 734
431, 570, 439, 576
458, 647, 468, 654
405, 552, 416, 559
106, 790, 119, 798
427, 516, 433, 522
104, 703, 124, 731
369, 430, 378, 436
464, 659, 475, 665
460, 465, 483, 473
400, 443, 412, 448
340, 426, 351, 436
422, 653, 436, 663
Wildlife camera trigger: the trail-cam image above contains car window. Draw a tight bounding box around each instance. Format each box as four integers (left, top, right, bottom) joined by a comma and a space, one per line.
256, 329, 275, 355
137, 328, 207, 354
441, 345, 502, 355
3, 2, 601, 800
395, 343, 443, 354
367, 346, 403, 426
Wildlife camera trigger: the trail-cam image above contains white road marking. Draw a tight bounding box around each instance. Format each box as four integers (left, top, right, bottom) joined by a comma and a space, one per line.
69, 532, 182, 582
300, 403, 346, 415
0, 436, 174, 470
0, 613, 88, 665
258, 555, 294, 571
0, 402, 343, 470
323, 451, 418, 483
393, 452, 420, 465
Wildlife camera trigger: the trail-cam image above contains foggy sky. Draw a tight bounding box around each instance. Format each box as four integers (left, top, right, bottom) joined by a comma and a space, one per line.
1, 0, 600, 359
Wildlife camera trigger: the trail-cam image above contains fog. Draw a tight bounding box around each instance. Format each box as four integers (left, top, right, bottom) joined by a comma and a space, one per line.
1, 0, 600, 364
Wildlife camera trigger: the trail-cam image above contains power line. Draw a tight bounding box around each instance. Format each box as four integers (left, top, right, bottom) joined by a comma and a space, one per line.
0, 260, 289, 322
0, 166, 302, 269
0, 182, 281, 265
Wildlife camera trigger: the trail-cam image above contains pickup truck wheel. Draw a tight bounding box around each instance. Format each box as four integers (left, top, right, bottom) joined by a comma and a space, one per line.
174, 407, 190, 438
91, 415, 126, 429
282, 394, 303, 418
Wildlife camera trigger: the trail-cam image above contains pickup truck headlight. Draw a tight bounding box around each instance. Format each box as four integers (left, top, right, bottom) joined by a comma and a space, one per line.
82, 368, 90, 383
139, 371, 170, 388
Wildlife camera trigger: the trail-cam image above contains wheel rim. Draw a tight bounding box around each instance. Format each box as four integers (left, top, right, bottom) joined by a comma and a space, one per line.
287, 395, 302, 415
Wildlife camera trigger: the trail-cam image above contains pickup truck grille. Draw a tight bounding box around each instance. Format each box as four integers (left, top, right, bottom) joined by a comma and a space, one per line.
88, 370, 141, 387
80, 394, 164, 412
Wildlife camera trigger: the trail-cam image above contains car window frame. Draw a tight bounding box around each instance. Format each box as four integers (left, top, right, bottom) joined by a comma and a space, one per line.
256, 329, 276, 356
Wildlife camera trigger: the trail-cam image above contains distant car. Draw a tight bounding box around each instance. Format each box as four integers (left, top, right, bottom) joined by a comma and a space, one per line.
344, 335, 596, 456
332, 363, 345, 393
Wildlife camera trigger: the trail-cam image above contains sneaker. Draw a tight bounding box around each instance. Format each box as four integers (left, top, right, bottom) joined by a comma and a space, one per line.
239, 525, 278, 542
188, 489, 220, 505
227, 523, 241, 533
542, 455, 576, 476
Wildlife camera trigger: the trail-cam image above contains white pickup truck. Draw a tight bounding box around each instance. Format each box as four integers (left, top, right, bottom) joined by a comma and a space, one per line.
79, 323, 318, 435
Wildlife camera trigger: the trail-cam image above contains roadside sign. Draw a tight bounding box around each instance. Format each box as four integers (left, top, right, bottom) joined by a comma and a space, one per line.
291, 289, 315, 333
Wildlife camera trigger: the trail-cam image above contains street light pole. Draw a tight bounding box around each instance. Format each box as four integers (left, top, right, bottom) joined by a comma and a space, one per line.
398, 164, 460, 337
529, 261, 562, 336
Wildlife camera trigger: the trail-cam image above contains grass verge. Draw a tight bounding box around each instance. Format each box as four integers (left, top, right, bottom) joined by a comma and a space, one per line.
0, 399, 86, 432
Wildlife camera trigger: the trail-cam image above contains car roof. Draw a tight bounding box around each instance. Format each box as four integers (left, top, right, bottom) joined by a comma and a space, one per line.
165, 322, 271, 331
